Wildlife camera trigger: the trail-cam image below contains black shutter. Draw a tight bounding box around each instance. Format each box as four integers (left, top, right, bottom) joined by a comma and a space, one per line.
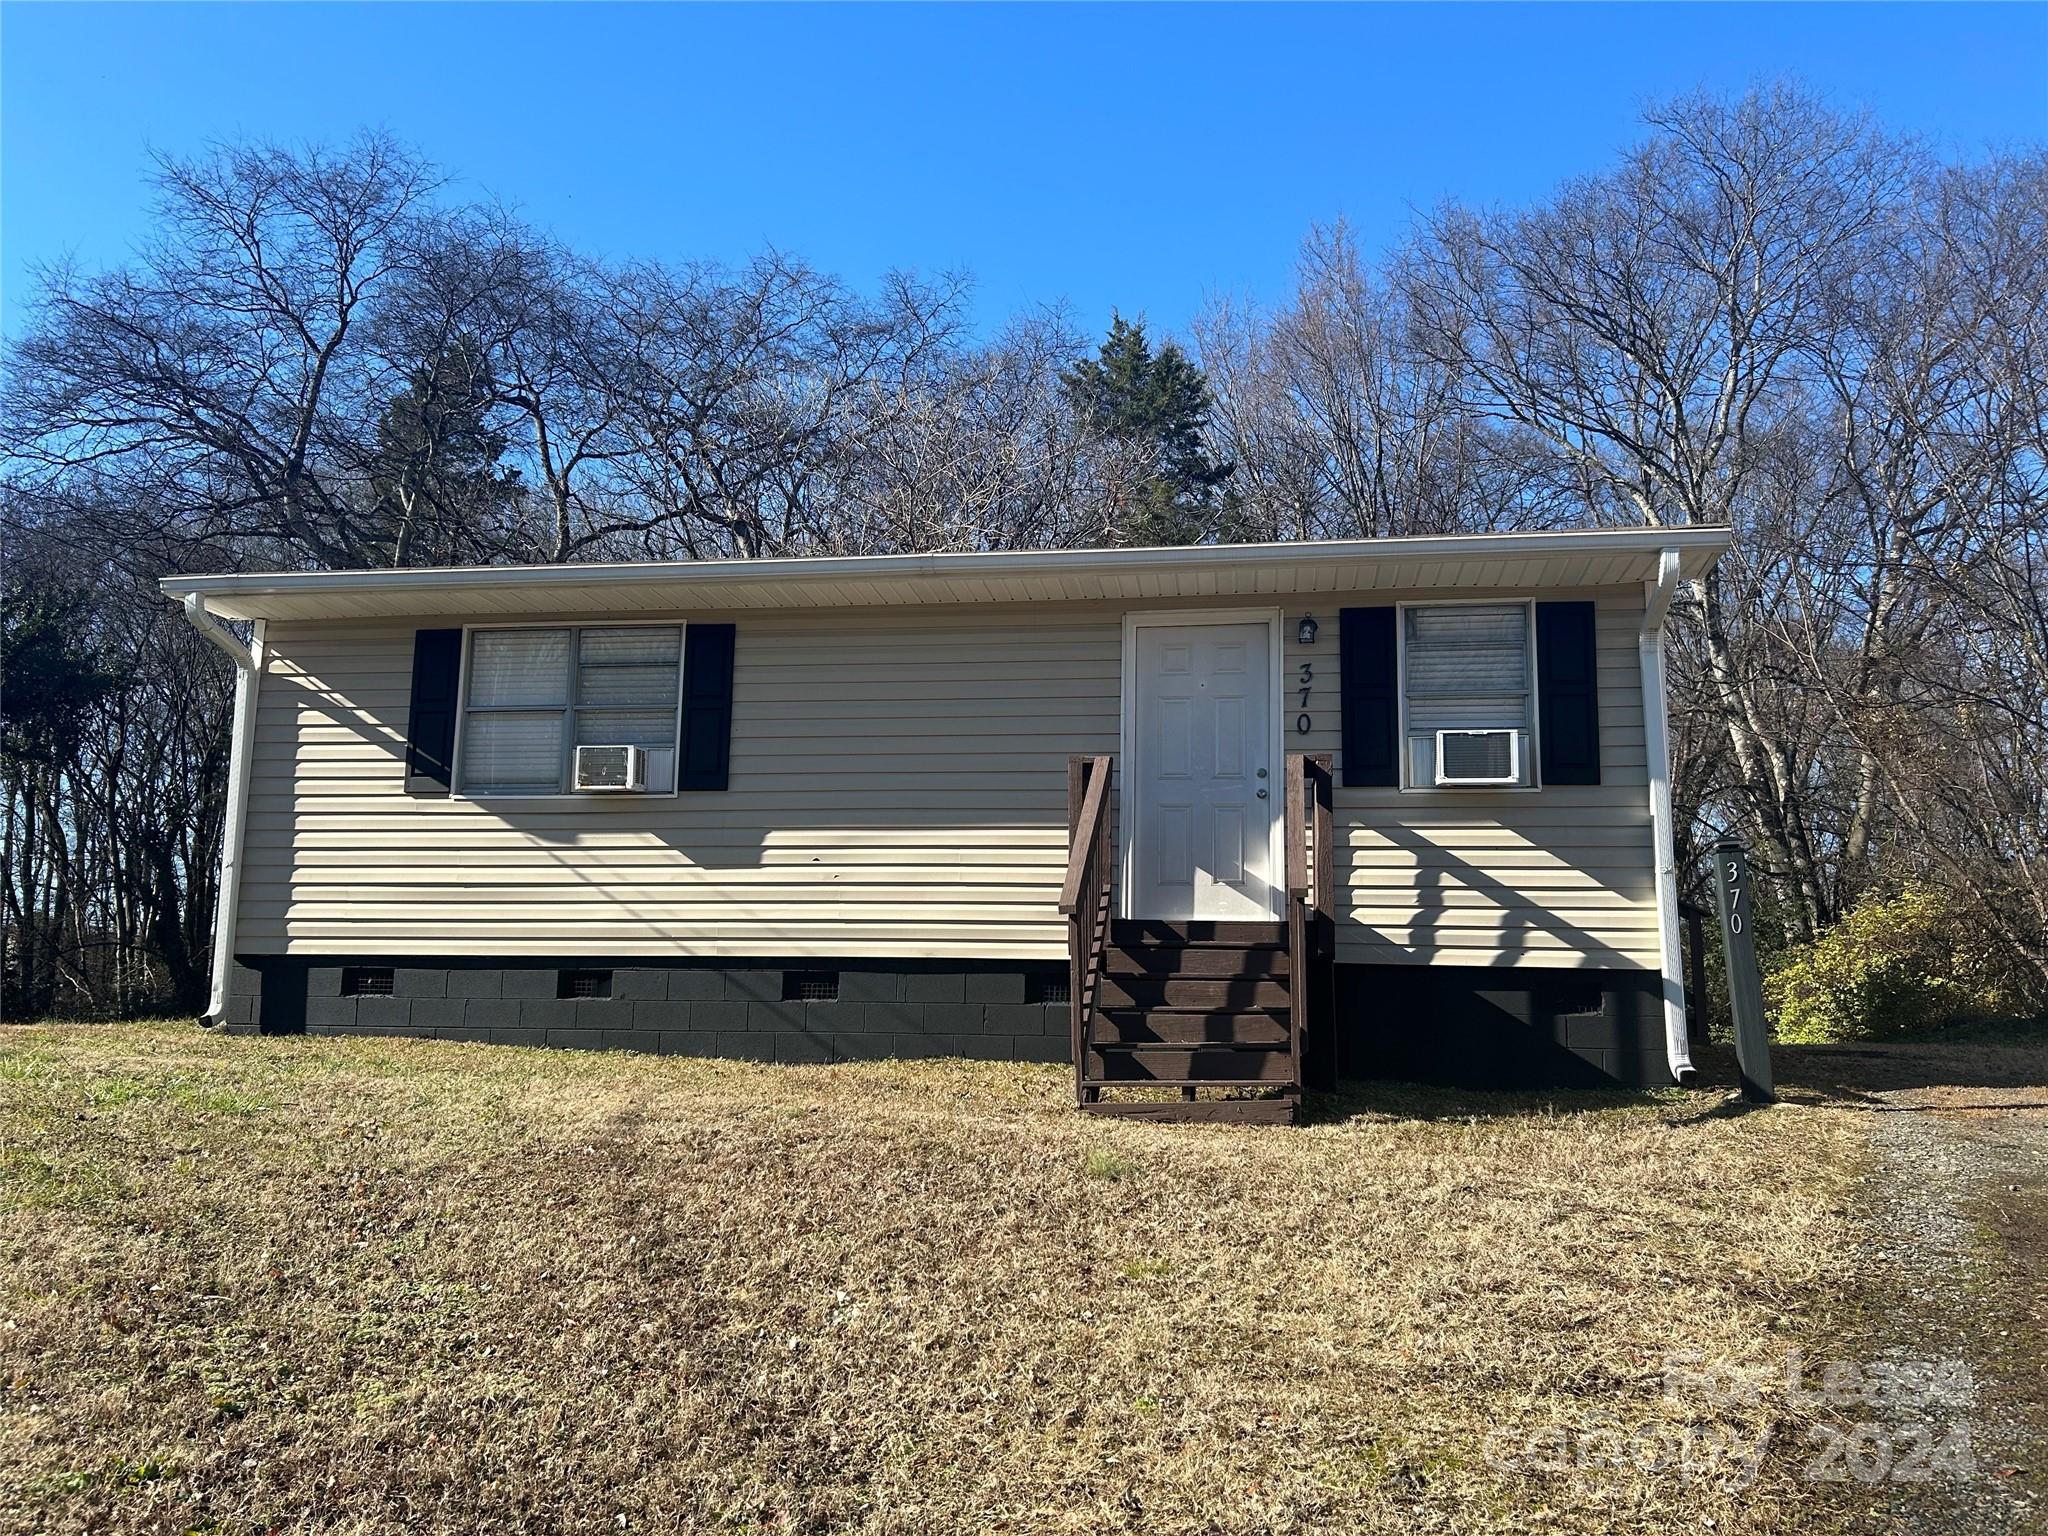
677, 623, 736, 791
1339, 606, 1399, 788
1537, 601, 1600, 786
404, 628, 463, 795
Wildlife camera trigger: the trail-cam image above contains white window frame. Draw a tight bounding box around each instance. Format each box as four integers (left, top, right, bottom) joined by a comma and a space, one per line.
451, 621, 688, 801
1395, 598, 1543, 794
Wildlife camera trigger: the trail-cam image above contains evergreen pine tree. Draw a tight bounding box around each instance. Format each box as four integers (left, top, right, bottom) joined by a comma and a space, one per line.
1063, 314, 1234, 544
368, 339, 522, 566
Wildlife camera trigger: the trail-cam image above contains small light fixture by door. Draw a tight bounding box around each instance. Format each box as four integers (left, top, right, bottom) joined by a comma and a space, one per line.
1297, 614, 1318, 646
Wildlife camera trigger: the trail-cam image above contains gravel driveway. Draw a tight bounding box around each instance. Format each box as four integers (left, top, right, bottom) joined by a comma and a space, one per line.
1785, 1043, 2048, 1535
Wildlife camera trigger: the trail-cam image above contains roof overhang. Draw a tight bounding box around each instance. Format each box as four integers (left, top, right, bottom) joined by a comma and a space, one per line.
159, 526, 1732, 624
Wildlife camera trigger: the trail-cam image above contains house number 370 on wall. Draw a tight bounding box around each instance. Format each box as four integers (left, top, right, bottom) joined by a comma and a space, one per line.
1296, 663, 1313, 735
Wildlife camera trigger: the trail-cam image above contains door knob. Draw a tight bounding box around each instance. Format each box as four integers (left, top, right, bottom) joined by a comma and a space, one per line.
1256, 788, 1268, 799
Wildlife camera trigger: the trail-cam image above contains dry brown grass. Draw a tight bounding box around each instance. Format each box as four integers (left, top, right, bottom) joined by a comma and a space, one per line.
2, 1023, 1874, 1535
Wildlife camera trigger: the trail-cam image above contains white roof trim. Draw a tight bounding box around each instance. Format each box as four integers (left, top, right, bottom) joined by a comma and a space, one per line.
159, 526, 1732, 623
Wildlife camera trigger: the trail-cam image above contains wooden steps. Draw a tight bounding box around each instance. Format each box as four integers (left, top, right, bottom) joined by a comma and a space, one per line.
1080, 1097, 1299, 1125
1097, 973, 1288, 1009
1061, 752, 1331, 1130
1094, 1009, 1291, 1045
1079, 919, 1299, 1124
1102, 944, 1287, 979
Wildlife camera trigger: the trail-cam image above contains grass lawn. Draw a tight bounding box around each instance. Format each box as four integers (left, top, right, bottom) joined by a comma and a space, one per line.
1, 1022, 1882, 1535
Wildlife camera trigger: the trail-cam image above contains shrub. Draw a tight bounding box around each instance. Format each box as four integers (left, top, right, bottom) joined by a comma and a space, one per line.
1765, 884, 2029, 1043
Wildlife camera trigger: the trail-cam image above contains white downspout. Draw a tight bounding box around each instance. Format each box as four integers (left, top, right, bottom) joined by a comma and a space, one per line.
182, 595, 264, 1027
1639, 549, 1693, 1082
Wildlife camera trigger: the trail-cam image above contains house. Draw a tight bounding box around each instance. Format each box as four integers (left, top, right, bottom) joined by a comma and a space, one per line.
163, 526, 1731, 1121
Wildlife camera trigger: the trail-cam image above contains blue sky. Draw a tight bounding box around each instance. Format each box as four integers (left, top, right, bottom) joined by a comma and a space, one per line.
4, 3, 2045, 343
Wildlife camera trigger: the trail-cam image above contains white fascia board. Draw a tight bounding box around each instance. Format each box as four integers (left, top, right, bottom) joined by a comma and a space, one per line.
157, 527, 1734, 621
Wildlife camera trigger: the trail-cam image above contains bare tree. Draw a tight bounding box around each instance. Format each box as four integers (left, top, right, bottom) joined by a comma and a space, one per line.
825, 308, 1110, 554
1200, 223, 1578, 542
599, 256, 970, 559
1404, 84, 1910, 937
2, 133, 441, 569
1796, 154, 2048, 990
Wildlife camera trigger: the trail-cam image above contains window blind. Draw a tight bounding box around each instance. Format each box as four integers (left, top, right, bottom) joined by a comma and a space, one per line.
467, 630, 570, 709
461, 712, 568, 796
457, 626, 682, 795
1403, 604, 1533, 786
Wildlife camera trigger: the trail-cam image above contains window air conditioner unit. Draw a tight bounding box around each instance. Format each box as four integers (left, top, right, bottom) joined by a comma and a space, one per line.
573, 744, 647, 793
1435, 728, 1519, 787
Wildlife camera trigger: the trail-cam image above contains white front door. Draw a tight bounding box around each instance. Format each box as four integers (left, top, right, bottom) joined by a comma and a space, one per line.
1129, 620, 1280, 921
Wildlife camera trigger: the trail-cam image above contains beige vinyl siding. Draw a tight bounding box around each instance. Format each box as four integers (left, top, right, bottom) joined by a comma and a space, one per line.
243, 609, 1120, 959
240, 587, 1657, 969
1281, 587, 1659, 970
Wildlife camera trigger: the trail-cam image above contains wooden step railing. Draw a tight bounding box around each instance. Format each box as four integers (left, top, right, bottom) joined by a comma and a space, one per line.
1060, 755, 1115, 1108
1284, 752, 1336, 1093
1064, 751, 1332, 1118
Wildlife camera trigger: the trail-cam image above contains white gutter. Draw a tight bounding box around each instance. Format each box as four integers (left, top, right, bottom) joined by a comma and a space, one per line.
1639, 549, 1693, 1082
181, 595, 263, 1027
158, 525, 1736, 616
